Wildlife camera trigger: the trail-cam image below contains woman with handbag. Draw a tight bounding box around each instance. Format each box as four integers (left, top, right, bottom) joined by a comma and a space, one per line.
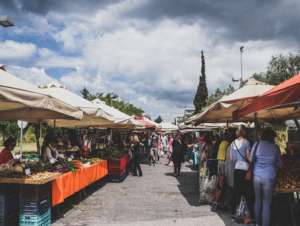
250, 128, 282, 226
199, 134, 213, 171
230, 125, 255, 225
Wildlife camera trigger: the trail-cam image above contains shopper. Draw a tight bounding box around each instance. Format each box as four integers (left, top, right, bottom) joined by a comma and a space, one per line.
217, 131, 231, 174
132, 136, 143, 177
199, 134, 213, 170
150, 131, 159, 166
0, 137, 19, 165
161, 132, 168, 158
250, 128, 283, 226
230, 125, 255, 224
225, 142, 234, 207
167, 134, 174, 166
211, 134, 221, 159
157, 134, 162, 164
172, 132, 183, 176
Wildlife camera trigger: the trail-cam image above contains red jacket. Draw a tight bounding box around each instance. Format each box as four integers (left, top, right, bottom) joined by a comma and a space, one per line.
0, 148, 13, 165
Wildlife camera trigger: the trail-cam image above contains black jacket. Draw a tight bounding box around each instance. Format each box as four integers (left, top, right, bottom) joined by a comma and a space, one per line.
133, 142, 140, 155
172, 138, 183, 160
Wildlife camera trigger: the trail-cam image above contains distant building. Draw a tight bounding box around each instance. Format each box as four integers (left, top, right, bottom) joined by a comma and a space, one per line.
184, 106, 195, 118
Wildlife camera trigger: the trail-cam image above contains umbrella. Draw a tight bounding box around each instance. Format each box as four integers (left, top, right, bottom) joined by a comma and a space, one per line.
134, 116, 156, 130
159, 121, 178, 132
233, 73, 300, 123
0, 68, 83, 122
89, 99, 144, 129
185, 78, 274, 125
42, 82, 114, 128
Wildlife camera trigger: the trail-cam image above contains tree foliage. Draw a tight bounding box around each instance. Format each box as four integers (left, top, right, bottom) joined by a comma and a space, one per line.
193, 51, 208, 113
154, 115, 163, 123
252, 50, 300, 85
206, 84, 235, 106
80, 88, 144, 116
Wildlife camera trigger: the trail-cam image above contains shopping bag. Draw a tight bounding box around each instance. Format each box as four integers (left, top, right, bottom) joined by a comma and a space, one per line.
206, 175, 217, 191
235, 196, 247, 224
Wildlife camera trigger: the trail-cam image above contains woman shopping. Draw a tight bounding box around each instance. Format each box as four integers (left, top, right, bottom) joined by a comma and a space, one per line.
230, 125, 255, 224
0, 138, 19, 165
250, 128, 282, 226
132, 136, 143, 177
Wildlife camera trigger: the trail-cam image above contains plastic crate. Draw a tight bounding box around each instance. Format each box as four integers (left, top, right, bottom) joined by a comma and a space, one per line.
0, 184, 18, 197
108, 167, 125, 176
20, 196, 51, 216
126, 154, 130, 165
109, 156, 126, 169
20, 183, 51, 202
108, 173, 126, 182
0, 211, 19, 226
20, 208, 51, 226
0, 194, 19, 216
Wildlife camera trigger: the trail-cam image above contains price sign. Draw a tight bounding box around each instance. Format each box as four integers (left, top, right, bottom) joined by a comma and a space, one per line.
25, 168, 31, 176
50, 159, 55, 164
71, 155, 74, 159
68, 158, 72, 162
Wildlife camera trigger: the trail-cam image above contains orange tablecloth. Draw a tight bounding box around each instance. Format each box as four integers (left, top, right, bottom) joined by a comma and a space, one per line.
52, 160, 108, 206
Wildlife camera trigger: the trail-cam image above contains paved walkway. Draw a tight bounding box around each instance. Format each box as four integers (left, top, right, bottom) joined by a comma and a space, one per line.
52, 157, 235, 226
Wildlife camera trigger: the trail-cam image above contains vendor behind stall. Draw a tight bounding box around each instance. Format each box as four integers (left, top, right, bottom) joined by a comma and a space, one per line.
60, 132, 72, 149
0, 138, 19, 165
44, 137, 63, 162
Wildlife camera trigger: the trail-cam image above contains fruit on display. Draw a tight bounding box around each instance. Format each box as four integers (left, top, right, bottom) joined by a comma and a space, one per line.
275, 159, 300, 190
13, 164, 23, 172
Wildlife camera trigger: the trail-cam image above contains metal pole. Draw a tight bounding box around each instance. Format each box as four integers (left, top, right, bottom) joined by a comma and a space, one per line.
97, 127, 99, 150
227, 119, 229, 129
255, 112, 258, 141
53, 119, 56, 134
20, 122, 23, 161
240, 46, 244, 88
39, 121, 42, 156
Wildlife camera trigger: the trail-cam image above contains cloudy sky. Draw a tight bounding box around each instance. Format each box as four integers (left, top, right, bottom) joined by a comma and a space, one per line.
1, 0, 299, 121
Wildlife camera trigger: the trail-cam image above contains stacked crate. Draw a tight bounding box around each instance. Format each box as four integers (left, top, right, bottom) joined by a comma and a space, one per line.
19, 183, 52, 226
108, 156, 127, 182
0, 184, 19, 226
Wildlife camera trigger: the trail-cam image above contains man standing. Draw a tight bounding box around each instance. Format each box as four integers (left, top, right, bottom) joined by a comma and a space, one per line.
161, 133, 168, 158
172, 132, 183, 177
150, 131, 159, 166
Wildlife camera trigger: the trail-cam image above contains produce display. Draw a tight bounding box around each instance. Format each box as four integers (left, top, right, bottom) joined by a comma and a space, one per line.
72, 160, 84, 169
25, 171, 57, 180
275, 159, 300, 190
66, 161, 77, 172
85, 158, 103, 164
99, 147, 127, 160
49, 159, 70, 174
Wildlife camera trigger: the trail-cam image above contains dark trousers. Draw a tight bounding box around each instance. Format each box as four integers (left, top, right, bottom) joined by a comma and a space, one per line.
174, 159, 181, 174
133, 154, 142, 176
230, 169, 255, 219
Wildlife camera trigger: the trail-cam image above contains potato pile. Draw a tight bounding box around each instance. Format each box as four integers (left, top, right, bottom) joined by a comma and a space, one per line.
275, 159, 300, 190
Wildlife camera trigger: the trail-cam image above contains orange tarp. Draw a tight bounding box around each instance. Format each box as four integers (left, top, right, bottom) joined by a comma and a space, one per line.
52, 160, 108, 206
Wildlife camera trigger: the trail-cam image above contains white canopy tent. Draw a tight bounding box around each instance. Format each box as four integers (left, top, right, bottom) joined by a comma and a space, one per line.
42, 82, 115, 128
185, 78, 274, 125
0, 68, 83, 122
143, 117, 162, 131
159, 121, 178, 132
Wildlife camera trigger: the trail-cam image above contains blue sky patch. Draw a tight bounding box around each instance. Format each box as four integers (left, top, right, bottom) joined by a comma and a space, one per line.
45, 67, 77, 79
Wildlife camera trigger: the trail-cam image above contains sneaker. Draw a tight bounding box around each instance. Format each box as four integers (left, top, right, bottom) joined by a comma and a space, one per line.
149, 163, 153, 166
157, 161, 160, 164
231, 215, 235, 221
154, 164, 157, 166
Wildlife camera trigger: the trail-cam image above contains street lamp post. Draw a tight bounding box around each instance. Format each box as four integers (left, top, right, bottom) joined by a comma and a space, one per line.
0, 15, 14, 27
232, 46, 244, 88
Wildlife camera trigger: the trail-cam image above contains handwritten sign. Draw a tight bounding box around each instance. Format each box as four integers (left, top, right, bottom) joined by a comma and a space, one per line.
25, 168, 31, 176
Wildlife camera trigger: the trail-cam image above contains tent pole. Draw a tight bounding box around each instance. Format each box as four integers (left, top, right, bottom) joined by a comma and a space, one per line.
39, 121, 42, 156
53, 119, 56, 134
227, 119, 229, 129
20, 121, 23, 161
255, 113, 258, 141
104, 128, 107, 148
294, 119, 300, 128
97, 126, 99, 150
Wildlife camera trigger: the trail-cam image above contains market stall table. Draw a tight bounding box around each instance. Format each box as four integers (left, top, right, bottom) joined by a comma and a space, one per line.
0, 172, 61, 185
52, 160, 108, 206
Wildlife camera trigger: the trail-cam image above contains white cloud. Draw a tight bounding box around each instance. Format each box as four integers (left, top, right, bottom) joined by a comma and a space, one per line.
6, 66, 55, 87
0, 40, 37, 62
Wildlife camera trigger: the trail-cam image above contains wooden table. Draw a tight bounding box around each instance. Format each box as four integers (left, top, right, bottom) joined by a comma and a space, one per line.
0, 173, 61, 185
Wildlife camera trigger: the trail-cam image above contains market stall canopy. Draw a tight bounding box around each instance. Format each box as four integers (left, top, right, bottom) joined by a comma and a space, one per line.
143, 117, 162, 131
134, 116, 156, 130
88, 98, 144, 129
42, 82, 114, 127
233, 73, 300, 124
159, 121, 178, 132
185, 78, 274, 125
0, 69, 83, 122
179, 122, 253, 131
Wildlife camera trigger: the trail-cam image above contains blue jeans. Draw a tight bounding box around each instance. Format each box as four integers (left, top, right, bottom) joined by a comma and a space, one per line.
253, 176, 275, 226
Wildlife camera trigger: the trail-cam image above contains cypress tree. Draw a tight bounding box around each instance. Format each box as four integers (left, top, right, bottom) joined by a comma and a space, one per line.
193, 51, 208, 113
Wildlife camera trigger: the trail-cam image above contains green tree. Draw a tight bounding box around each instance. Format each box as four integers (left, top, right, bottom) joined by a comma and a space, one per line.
154, 115, 163, 123
193, 51, 208, 113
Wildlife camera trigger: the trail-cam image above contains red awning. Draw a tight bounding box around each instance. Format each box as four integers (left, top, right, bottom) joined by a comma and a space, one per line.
134, 116, 156, 129
233, 73, 300, 122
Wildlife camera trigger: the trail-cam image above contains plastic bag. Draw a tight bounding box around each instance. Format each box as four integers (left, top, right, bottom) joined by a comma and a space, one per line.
200, 167, 207, 178
235, 196, 247, 224
206, 175, 217, 191
0, 159, 14, 177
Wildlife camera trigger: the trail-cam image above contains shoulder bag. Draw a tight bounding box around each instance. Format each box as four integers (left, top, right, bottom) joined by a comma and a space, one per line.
234, 140, 260, 181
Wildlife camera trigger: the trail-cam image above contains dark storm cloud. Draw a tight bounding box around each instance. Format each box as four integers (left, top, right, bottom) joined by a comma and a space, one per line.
122, 0, 300, 44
